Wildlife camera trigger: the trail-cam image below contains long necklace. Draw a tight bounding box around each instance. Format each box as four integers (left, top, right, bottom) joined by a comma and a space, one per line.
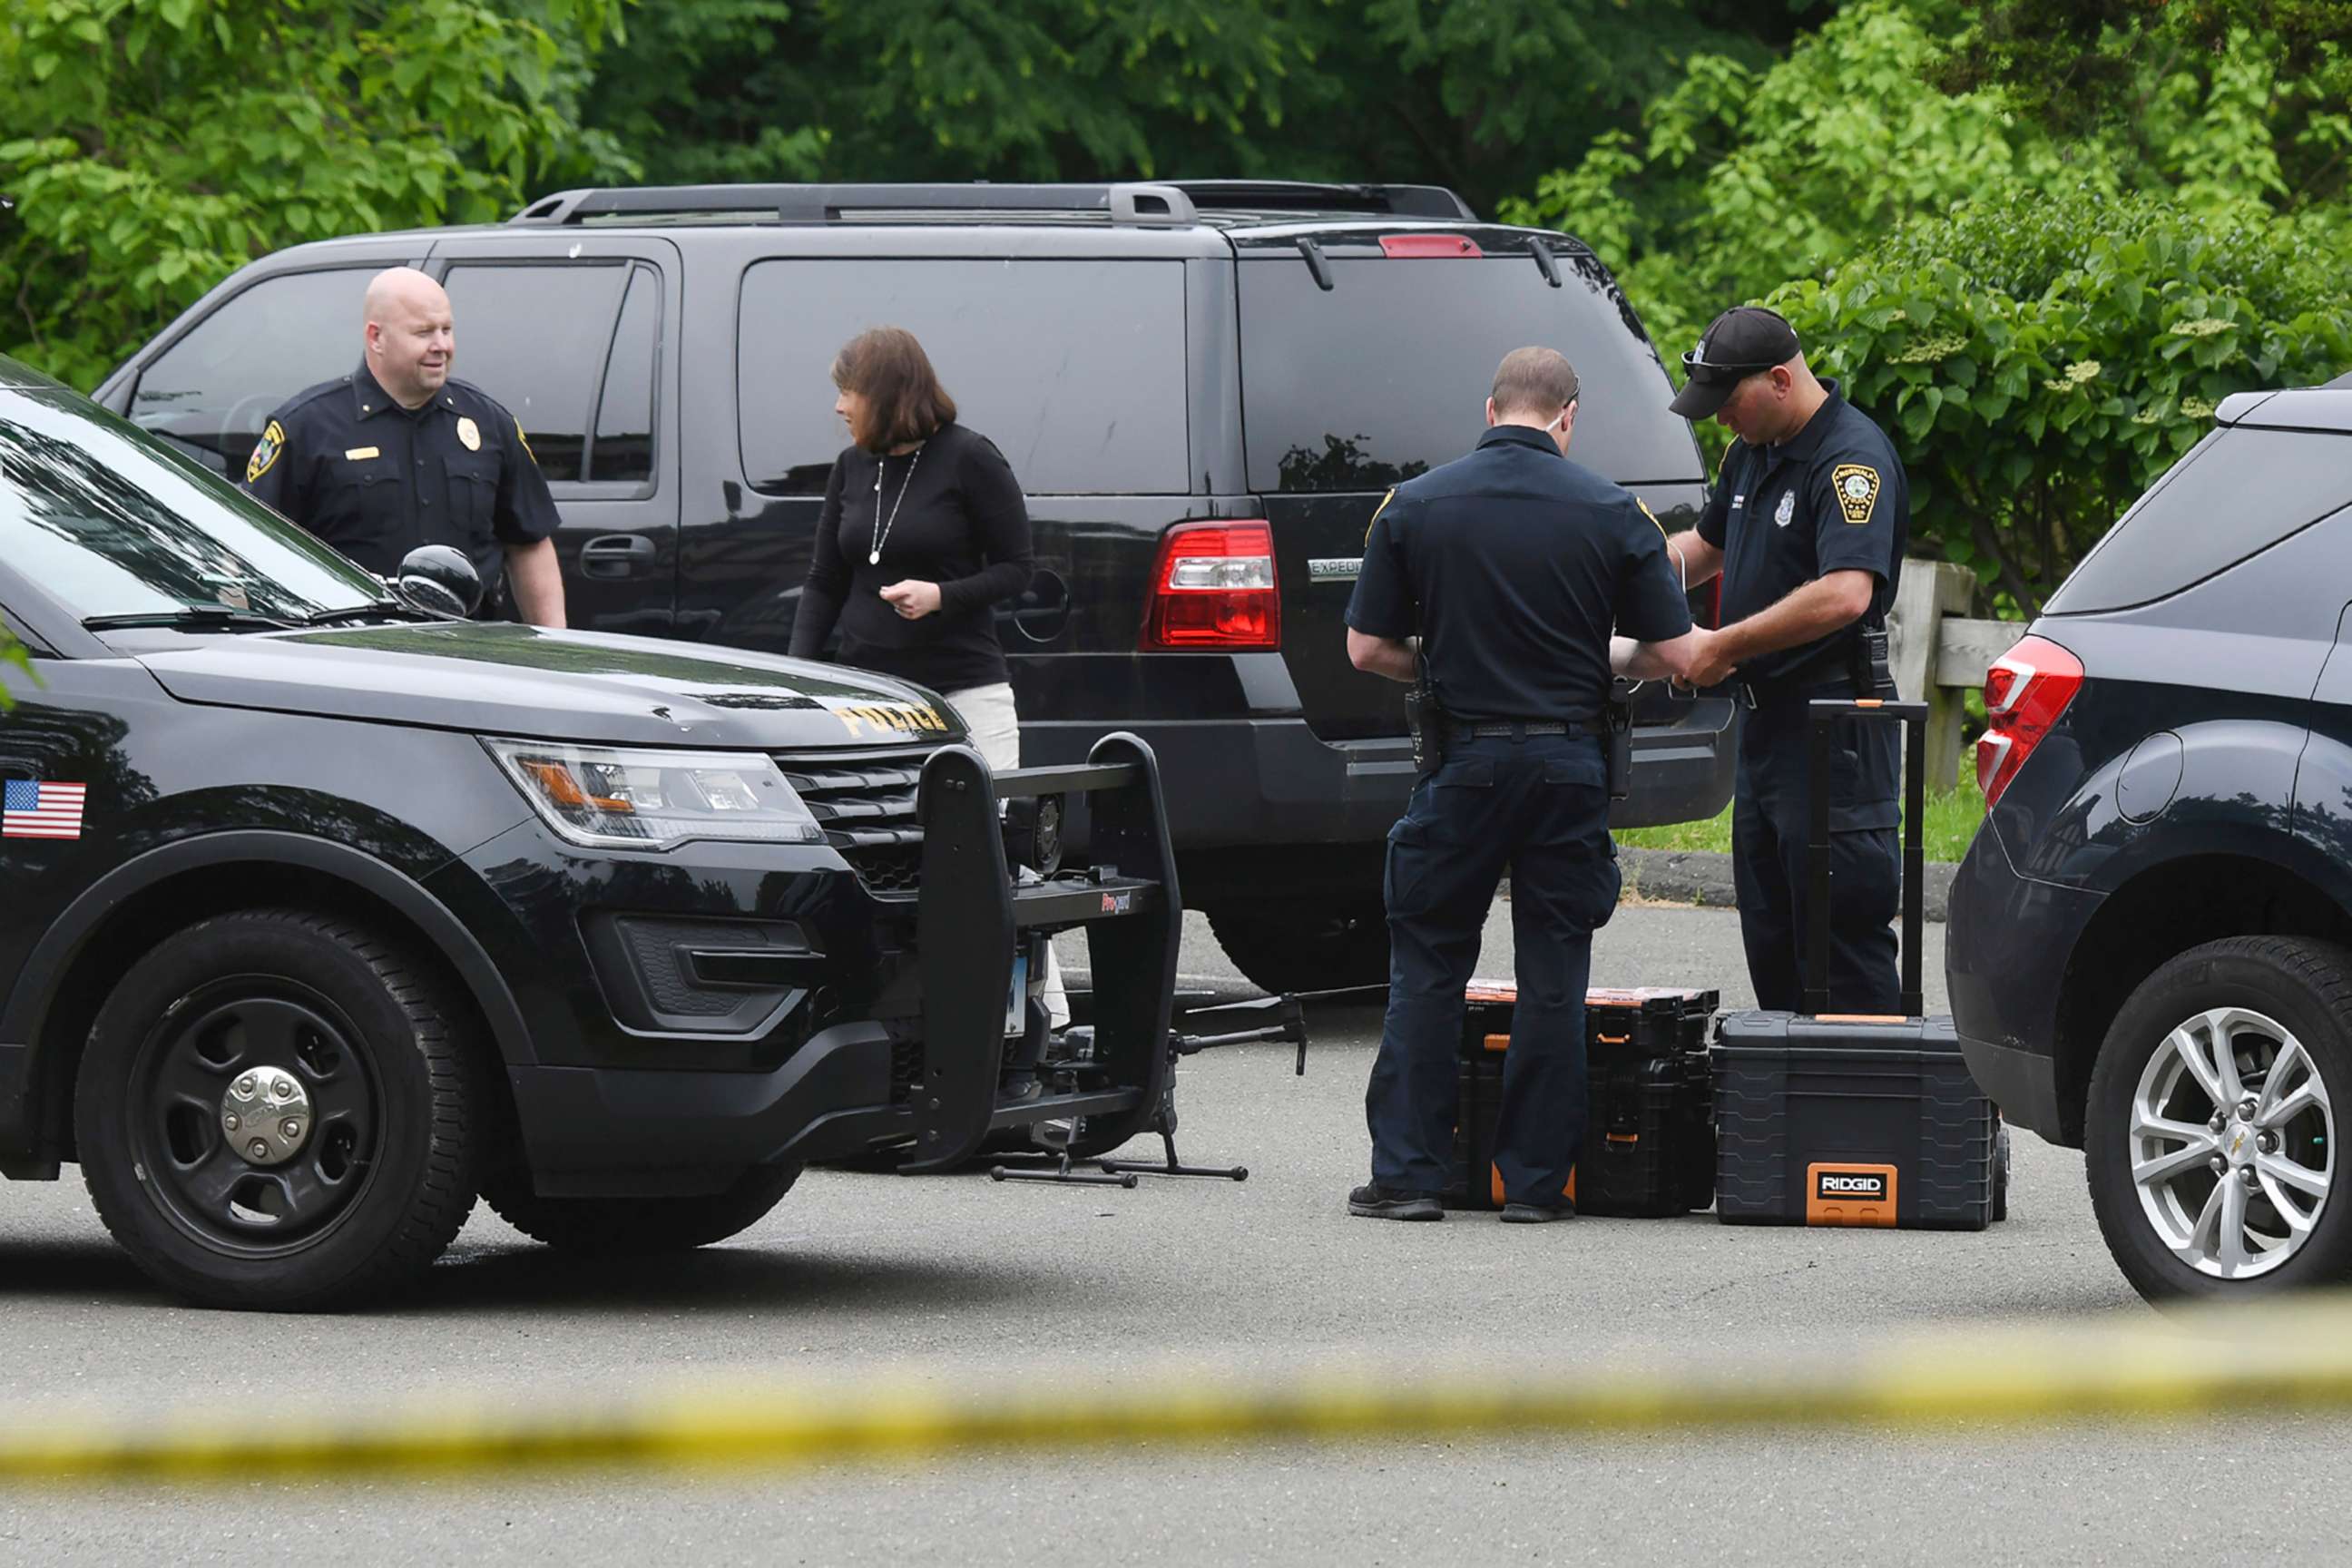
868, 446, 924, 566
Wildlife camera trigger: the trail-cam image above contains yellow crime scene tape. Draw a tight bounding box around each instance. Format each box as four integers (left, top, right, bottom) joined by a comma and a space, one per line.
8, 1295, 2352, 1485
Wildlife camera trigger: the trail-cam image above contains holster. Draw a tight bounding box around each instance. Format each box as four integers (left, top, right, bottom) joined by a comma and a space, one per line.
1604, 687, 1633, 800
1405, 681, 1446, 776
1847, 625, 1896, 699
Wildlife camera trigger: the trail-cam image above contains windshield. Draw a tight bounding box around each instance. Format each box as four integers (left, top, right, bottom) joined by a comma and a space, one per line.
0, 389, 387, 622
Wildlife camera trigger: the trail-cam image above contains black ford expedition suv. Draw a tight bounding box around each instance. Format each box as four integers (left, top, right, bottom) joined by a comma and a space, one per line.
1946, 376, 2352, 1302
95, 181, 1734, 994
0, 356, 1181, 1311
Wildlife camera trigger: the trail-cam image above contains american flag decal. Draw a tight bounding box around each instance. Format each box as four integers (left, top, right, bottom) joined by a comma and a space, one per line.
2, 779, 86, 840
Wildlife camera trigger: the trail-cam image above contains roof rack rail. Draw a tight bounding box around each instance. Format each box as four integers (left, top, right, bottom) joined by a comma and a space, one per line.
508, 180, 1477, 228
1163, 181, 1475, 220
511, 182, 1200, 227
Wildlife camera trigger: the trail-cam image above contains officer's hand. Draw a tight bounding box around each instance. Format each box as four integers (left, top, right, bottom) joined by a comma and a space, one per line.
880, 580, 943, 621
1682, 628, 1740, 690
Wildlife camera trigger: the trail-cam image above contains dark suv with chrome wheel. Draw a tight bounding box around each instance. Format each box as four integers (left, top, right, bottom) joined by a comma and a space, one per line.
0, 355, 1179, 1311
1946, 375, 2352, 1302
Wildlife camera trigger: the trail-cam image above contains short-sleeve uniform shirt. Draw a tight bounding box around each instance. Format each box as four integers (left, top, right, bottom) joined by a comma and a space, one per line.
1346, 424, 1692, 723
1696, 379, 1907, 686
242, 363, 560, 609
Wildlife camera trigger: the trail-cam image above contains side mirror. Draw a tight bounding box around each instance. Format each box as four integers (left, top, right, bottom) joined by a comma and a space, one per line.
393, 544, 483, 620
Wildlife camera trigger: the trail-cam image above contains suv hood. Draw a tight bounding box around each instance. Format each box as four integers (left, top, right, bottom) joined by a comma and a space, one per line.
130, 622, 965, 750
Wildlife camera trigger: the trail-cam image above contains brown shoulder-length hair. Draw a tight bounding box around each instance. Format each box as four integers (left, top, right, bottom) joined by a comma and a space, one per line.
831, 327, 956, 451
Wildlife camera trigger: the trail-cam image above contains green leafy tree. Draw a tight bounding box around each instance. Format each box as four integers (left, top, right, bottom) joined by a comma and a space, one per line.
1773, 191, 2352, 614
0, 0, 633, 390
575, 0, 1828, 220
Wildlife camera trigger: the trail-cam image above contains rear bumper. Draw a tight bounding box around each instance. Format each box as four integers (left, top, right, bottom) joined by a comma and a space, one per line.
1945, 819, 2104, 1147
1025, 698, 1737, 853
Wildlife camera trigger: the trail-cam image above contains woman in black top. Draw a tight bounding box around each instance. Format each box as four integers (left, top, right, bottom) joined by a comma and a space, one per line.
789, 327, 1066, 1034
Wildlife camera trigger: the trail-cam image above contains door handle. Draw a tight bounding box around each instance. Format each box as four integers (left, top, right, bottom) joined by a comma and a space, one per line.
579, 534, 656, 578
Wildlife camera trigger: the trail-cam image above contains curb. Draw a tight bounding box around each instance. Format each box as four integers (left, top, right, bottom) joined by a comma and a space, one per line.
1617, 848, 1957, 923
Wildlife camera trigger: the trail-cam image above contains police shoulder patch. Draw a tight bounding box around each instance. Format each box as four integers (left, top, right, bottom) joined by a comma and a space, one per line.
514, 416, 537, 466
1832, 464, 1881, 526
246, 420, 286, 485
1636, 495, 1665, 536
1364, 487, 1397, 545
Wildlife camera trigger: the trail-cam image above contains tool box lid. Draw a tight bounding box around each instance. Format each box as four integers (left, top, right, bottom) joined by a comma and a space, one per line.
1713, 1011, 1962, 1053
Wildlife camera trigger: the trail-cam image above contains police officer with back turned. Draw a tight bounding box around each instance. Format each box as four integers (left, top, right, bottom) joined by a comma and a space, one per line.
242, 266, 567, 627
1343, 348, 1714, 1223
1660, 306, 1910, 1015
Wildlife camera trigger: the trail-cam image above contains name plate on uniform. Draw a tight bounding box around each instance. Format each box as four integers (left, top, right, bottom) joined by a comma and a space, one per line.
1308, 557, 1361, 583
343, 446, 380, 460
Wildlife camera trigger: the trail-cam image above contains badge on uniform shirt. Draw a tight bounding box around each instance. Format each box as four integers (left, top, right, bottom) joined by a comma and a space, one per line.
246, 420, 285, 484
456, 416, 482, 452
1773, 491, 1796, 528
1832, 464, 1881, 525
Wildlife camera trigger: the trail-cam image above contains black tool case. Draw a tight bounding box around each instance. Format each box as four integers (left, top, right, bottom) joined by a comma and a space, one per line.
1446, 985, 1717, 1216
1710, 701, 2004, 1230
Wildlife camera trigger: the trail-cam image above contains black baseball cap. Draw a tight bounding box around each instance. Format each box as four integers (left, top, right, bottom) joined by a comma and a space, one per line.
1668, 306, 1802, 420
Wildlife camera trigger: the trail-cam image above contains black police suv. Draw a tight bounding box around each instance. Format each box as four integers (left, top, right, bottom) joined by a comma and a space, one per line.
92, 181, 1734, 995
1946, 375, 2352, 1302
0, 354, 1182, 1311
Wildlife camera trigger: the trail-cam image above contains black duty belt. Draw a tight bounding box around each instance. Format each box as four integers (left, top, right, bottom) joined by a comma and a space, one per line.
1443, 718, 1582, 740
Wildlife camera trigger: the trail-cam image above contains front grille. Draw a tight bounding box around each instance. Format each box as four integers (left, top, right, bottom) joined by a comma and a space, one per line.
777, 746, 932, 896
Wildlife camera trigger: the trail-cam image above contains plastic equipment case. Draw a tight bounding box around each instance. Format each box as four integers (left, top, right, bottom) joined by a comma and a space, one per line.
1711, 700, 2007, 1230
1446, 984, 1717, 1216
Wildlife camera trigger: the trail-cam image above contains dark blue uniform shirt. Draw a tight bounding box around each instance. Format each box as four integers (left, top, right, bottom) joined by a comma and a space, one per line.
1696, 380, 1907, 686
241, 362, 560, 610
1345, 424, 1691, 723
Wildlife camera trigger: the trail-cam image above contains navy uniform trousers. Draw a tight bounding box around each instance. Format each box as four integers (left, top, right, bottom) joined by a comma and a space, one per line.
1367, 730, 1620, 1205
1731, 682, 1903, 1014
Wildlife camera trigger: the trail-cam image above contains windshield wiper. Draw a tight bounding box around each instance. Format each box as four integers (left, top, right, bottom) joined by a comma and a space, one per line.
299, 599, 421, 626
83, 606, 304, 633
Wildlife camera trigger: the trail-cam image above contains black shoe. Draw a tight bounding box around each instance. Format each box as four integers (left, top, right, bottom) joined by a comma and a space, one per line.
1348, 1183, 1443, 1220
1499, 1199, 1576, 1223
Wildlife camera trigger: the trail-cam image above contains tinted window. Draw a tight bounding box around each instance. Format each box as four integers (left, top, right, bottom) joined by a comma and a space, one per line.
130, 268, 374, 470
591, 267, 659, 483
440, 263, 633, 482
738, 260, 1189, 495
2046, 428, 2352, 614
1238, 253, 1700, 493
3, 392, 384, 621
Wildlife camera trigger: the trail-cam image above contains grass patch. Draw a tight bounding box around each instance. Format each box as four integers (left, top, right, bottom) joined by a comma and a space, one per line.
1618, 770, 1988, 864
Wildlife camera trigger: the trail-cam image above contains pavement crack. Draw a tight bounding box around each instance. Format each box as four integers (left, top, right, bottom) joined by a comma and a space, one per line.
1684, 1259, 1819, 1303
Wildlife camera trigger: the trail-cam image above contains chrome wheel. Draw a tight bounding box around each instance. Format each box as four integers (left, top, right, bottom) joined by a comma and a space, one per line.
2130, 1007, 2333, 1280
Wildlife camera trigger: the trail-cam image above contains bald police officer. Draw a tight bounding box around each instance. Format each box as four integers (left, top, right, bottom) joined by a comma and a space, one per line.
242, 267, 567, 626
1344, 348, 1715, 1223
1661, 306, 1910, 1014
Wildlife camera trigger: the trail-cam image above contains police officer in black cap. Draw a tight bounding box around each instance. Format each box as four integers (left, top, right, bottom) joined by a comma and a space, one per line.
1343, 348, 1714, 1223
1658, 306, 1909, 1014
242, 267, 567, 625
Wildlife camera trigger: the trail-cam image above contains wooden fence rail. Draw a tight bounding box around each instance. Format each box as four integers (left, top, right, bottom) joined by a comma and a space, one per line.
1884, 559, 2020, 796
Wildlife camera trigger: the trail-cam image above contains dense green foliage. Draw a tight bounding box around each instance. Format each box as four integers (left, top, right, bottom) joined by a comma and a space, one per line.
2, 0, 2346, 612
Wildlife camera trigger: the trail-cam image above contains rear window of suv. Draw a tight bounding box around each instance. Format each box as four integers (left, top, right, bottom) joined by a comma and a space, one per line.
1238, 250, 1700, 493
737, 259, 1190, 495
2046, 427, 2352, 614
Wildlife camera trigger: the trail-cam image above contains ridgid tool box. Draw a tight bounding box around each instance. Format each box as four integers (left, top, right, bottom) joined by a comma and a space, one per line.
1711, 700, 2006, 1230
1446, 984, 1717, 1216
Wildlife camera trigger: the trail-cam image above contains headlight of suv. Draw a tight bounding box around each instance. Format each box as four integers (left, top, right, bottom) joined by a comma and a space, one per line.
485, 740, 824, 850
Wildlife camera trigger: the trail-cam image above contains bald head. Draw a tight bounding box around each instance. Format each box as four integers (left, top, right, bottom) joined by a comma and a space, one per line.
363, 266, 454, 409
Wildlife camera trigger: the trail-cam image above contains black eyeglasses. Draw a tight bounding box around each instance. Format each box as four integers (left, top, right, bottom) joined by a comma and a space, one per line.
1679, 348, 1779, 380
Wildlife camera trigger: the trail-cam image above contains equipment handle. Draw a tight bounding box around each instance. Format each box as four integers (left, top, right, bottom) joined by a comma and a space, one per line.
1804, 699, 1926, 1019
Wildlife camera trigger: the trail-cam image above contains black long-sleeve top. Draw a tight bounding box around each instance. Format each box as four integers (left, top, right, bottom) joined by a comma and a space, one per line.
788, 421, 1035, 691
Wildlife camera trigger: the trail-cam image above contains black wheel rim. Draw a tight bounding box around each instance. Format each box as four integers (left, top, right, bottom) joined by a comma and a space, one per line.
126, 977, 384, 1259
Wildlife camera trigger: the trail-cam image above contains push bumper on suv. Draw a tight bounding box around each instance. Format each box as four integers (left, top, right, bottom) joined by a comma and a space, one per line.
1945, 818, 2106, 1146
451, 736, 1183, 1197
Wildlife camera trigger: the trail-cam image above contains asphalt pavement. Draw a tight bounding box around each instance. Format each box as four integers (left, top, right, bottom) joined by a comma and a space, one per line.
3, 901, 2344, 1565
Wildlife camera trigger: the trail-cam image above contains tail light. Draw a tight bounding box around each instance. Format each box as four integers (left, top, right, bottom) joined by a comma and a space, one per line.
1976, 633, 2083, 807
1141, 521, 1280, 651
1378, 233, 1483, 258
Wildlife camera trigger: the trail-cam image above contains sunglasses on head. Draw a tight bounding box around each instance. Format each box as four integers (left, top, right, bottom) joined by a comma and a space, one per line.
1680, 348, 1780, 381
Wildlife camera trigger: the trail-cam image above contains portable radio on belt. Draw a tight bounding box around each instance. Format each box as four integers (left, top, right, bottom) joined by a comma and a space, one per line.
1848, 624, 1896, 699
1604, 683, 1633, 800
1404, 640, 1446, 776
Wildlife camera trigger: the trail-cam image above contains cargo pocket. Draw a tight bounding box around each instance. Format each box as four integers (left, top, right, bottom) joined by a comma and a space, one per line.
1383, 817, 1431, 918
1828, 730, 1899, 833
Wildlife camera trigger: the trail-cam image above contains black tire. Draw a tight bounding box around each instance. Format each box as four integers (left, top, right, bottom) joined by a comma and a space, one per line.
2084, 936, 2352, 1305
75, 910, 481, 1312
1992, 1118, 2012, 1223
480, 1163, 800, 1254
1208, 899, 1388, 995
